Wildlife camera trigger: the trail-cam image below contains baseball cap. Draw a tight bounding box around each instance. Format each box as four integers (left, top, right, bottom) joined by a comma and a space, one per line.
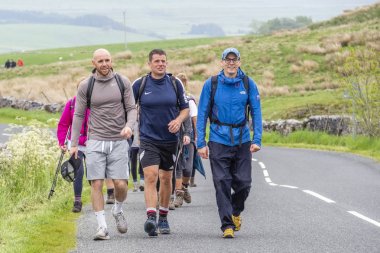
221, 48, 240, 60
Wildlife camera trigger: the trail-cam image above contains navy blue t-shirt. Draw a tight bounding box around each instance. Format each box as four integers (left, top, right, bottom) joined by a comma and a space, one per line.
132, 74, 189, 142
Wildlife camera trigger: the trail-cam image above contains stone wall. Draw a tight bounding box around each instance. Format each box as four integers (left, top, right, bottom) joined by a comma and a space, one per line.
0, 96, 64, 113
263, 115, 355, 136
0, 96, 356, 136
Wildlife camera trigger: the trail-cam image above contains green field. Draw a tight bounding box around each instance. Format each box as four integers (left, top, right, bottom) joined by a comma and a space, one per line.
0, 4, 379, 253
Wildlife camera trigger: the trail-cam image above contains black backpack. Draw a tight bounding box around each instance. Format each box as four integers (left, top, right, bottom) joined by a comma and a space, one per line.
135, 73, 180, 108
209, 75, 250, 145
86, 71, 126, 116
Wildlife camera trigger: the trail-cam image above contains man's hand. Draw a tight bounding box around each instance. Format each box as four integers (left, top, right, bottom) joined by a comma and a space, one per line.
168, 119, 182, 133
183, 136, 190, 145
70, 146, 79, 159
59, 144, 67, 152
120, 126, 132, 139
250, 144, 261, 153
197, 146, 209, 159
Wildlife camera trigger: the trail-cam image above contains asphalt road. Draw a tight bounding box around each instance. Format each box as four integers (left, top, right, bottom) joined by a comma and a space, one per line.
0, 124, 16, 143
72, 147, 380, 253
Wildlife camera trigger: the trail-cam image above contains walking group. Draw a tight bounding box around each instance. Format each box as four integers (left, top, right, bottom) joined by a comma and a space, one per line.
56, 46, 262, 240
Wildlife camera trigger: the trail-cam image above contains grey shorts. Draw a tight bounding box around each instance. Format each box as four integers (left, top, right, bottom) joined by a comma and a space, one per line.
85, 139, 129, 180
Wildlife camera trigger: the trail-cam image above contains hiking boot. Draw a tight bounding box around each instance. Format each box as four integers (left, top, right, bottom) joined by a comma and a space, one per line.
169, 196, 175, 210
106, 193, 115, 204
72, 201, 82, 213
144, 215, 158, 237
174, 190, 184, 208
183, 187, 191, 204
93, 227, 110, 240
133, 183, 138, 192
112, 206, 128, 233
223, 228, 234, 238
190, 177, 197, 187
158, 216, 171, 234
232, 214, 241, 231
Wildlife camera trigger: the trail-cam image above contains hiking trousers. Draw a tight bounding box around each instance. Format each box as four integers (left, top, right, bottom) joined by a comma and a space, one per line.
208, 141, 252, 231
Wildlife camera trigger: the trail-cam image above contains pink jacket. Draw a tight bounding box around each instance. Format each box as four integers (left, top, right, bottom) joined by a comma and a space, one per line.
57, 97, 90, 146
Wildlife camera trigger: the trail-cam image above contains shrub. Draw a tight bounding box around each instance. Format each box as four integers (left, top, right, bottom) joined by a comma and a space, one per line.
0, 122, 67, 213
340, 48, 380, 137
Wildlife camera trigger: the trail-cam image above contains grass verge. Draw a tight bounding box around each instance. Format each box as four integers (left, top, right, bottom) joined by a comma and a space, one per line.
264, 131, 380, 162
0, 108, 59, 128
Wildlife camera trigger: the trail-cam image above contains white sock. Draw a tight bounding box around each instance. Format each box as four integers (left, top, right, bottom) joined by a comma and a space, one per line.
113, 200, 124, 214
95, 210, 107, 229
140, 179, 144, 186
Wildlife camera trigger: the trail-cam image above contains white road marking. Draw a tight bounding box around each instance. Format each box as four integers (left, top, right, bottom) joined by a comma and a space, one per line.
258, 162, 266, 169
347, 211, 380, 228
279, 185, 298, 189
252, 158, 257, 161
256, 159, 380, 229
303, 190, 335, 203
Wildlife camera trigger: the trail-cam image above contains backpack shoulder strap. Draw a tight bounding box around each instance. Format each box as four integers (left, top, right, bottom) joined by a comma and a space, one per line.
86, 76, 95, 108
114, 73, 126, 110
70, 97, 76, 111
170, 75, 180, 107
136, 75, 148, 105
209, 75, 218, 121
243, 75, 249, 95
243, 75, 250, 124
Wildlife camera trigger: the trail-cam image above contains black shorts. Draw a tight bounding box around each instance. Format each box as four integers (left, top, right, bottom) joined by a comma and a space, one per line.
139, 140, 178, 171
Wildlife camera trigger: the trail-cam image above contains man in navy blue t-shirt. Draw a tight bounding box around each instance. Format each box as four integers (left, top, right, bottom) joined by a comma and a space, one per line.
132, 49, 189, 236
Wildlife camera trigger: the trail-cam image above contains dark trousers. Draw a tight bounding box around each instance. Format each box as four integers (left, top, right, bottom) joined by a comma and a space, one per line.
208, 141, 252, 231
130, 147, 143, 182
73, 150, 85, 197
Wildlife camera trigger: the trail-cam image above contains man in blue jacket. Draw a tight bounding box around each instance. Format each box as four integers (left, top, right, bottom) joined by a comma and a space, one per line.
132, 49, 189, 237
197, 48, 262, 239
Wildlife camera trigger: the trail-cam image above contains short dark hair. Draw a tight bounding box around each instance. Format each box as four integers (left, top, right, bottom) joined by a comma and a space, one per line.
149, 49, 166, 62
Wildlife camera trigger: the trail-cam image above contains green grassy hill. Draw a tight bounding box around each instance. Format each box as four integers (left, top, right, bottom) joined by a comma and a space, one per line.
0, 3, 379, 121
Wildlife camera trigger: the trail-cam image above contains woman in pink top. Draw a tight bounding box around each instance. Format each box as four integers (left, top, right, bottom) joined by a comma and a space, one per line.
57, 96, 90, 212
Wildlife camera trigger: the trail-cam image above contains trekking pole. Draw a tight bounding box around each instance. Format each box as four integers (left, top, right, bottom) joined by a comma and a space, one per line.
173, 125, 184, 172
48, 150, 65, 199
48, 127, 70, 199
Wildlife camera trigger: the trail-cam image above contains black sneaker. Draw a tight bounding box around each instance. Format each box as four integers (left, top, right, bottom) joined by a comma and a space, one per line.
106, 193, 115, 204
144, 215, 158, 236
72, 201, 82, 213
158, 216, 171, 234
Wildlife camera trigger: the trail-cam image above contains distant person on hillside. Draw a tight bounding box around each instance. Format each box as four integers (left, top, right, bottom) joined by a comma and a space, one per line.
70, 48, 137, 240
17, 58, 24, 67
10, 59, 16, 68
197, 48, 262, 239
4, 59, 10, 69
